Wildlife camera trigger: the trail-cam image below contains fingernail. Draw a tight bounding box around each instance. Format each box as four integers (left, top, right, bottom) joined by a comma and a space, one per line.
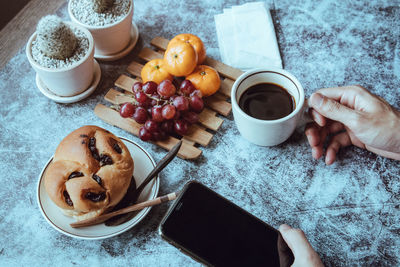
310, 93, 324, 108
312, 148, 317, 159
326, 157, 334, 165
279, 224, 292, 231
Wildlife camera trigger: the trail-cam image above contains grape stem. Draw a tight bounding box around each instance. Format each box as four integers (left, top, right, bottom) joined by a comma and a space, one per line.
110, 104, 120, 111
116, 91, 191, 108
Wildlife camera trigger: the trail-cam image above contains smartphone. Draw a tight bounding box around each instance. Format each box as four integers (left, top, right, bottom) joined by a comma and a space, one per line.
159, 181, 294, 267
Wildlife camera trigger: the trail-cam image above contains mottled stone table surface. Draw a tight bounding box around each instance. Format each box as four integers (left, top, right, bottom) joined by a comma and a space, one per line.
0, 0, 399, 266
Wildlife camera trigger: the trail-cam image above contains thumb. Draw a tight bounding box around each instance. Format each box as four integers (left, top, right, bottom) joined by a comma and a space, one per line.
309, 93, 360, 128
279, 224, 314, 257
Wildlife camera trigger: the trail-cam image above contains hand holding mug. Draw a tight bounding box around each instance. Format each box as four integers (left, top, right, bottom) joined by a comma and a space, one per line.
306, 85, 400, 164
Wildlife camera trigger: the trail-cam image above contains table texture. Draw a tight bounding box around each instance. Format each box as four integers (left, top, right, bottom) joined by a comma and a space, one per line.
0, 0, 399, 266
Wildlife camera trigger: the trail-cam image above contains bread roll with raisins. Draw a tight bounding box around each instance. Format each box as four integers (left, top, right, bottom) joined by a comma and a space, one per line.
44, 126, 134, 221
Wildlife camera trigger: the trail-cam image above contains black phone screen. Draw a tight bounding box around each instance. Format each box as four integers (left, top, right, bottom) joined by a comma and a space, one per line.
159, 182, 294, 267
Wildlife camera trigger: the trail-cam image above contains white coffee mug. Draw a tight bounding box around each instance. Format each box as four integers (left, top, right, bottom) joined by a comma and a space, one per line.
231, 68, 309, 146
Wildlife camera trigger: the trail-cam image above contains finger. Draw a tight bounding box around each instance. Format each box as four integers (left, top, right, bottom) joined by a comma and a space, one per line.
305, 123, 321, 147
311, 147, 323, 160
313, 126, 329, 160
317, 85, 367, 105
325, 132, 352, 165
317, 85, 366, 97
309, 93, 361, 128
279, 224, 292, 231
310, 109, 326, 126
305, 123, 325, 160
317, 85, 379, 113
279, 224, 314, 257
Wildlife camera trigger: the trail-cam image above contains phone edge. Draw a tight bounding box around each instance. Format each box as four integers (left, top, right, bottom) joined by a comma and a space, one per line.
158, 181, 214, 266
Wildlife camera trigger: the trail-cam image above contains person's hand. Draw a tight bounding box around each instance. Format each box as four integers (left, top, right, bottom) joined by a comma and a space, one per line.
279, 224, 324, 267
305, 85, 400, 165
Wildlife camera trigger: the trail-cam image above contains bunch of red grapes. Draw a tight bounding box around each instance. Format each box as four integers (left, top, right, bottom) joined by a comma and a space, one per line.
119, 79, 204, 141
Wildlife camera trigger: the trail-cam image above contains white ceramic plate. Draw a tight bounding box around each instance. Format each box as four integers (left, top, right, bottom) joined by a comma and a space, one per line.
36, 59, 101, 104
37, 137, 159, 240
94, 22, 139, 61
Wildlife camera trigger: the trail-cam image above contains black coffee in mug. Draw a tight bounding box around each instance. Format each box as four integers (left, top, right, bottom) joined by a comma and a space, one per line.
238, 83, 295, 120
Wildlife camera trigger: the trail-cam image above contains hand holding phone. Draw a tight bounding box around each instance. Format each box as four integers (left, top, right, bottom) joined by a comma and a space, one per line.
159, 181, 294, 266
279, 224, 324, 267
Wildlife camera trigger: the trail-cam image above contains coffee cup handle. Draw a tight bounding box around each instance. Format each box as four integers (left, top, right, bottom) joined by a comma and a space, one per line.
297, 99, 314, 128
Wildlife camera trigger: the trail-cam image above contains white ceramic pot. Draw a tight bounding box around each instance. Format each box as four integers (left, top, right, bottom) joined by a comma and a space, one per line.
68, 0, 134, 57
26, 23, 95, 97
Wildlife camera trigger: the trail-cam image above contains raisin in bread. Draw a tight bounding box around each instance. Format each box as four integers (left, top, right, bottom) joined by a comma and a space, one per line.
44, 126, 134, 221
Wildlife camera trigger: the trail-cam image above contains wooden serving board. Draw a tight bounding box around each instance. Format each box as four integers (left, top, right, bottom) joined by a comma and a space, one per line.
94, 36, 243, 159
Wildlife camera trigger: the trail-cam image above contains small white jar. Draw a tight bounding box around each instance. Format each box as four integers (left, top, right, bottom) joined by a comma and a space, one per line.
26, 23, 95, 97
68, 0, 134, 57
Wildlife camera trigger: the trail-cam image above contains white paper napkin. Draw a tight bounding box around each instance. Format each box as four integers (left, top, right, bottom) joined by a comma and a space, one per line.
214, 2, 282, 70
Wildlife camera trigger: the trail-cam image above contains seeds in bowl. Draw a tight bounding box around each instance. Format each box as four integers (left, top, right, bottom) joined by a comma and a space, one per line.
69, 0, 131, 27
31, 15, 89, 69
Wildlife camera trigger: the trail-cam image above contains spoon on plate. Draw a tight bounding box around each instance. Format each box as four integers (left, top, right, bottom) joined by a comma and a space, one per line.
104, 140, 182, 226
70, 191, 179, 228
